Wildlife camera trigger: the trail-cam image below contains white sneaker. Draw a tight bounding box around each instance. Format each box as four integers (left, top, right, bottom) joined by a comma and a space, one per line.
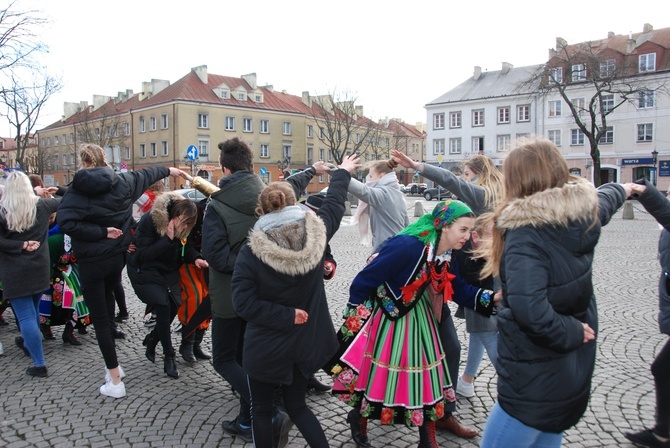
456, 377, 475, 398
104, 365, 126, 383
100, 379, 126, 398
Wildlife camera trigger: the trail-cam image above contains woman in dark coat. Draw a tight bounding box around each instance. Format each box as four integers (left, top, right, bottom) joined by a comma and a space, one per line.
231, 154, 359, 448
56, 143, 183, 398
127, 192, 206, 379
479, 140, 629, 447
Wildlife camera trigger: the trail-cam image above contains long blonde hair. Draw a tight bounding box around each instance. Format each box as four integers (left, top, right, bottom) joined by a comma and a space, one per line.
464, 155, 504, 209
479, 140, 572, 278
79, 144, 109, 168
0, 171, 39, 232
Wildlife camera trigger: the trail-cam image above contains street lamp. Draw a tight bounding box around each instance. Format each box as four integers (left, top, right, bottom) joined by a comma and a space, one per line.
276, 156, 291, 178
652, 149, 659, 186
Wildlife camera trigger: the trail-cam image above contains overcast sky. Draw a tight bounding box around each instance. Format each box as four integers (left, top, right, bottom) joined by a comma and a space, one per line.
3, 0, 668, 135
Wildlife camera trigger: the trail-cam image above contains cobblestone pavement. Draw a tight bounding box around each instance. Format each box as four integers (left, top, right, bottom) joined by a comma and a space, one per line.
0, 198, 665, 447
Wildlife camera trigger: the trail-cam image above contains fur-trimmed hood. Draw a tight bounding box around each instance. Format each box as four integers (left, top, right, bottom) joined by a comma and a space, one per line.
150, 191, 186, 237
248, 210, 326, 276
497, 177, 598, 231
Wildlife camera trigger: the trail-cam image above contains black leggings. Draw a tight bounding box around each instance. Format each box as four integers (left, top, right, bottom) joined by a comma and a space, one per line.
152, 300, 178, 356
652, 337, 670, 438
114, 281, 128, 316
78, 253, 125, 370
248, 365, 328, 448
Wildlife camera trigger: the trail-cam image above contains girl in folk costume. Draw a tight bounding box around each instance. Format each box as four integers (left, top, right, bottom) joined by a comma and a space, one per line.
332, 200, 496, 448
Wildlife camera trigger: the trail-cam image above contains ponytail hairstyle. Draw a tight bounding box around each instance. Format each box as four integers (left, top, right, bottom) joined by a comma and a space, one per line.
0, 171, 39, 232
79, 144, 109, 168
369, 158, 399, 177
256, 181, 297, 216
463, 155, 504, 209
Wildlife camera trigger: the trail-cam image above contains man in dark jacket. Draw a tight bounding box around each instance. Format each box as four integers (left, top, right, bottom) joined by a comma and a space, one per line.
202, 137, 282, 443
625, 180, 670, 448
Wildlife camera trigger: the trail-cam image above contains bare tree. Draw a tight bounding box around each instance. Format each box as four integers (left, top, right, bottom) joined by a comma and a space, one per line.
520, 39, 668, 186
0, 71, 61, 171
308, 90, 388, 165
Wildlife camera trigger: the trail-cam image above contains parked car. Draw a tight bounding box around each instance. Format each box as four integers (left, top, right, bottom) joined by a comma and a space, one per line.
405, 183, 428, 195
399, 184, 406, 193
423, 186, 452, 201
173, 188, 207, 202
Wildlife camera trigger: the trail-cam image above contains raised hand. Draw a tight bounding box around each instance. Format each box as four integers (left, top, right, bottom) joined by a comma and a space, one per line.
338, 154, 361, 173
391, 149, 419, 170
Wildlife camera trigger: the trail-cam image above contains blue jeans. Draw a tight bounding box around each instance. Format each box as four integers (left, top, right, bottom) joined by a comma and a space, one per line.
463, 330, 499, 378
481, 402, 563, 448
11, 293, 45, 367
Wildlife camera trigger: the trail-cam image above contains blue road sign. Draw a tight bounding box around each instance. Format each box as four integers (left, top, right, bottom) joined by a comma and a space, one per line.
259, 166, 267, 176
186, 145, 199, 161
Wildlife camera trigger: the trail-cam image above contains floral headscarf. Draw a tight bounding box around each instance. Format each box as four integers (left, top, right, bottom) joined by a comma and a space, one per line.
399, 199, 473, 245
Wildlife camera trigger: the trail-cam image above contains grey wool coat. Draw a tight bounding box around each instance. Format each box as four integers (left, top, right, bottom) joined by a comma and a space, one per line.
0, 198, 60, 299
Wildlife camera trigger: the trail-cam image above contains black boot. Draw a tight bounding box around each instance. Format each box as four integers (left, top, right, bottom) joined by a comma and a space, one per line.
143, 331, 159, 363
62, 322, 82, 346
41, 324, 55, 340
346, 408, 372, 448
418, 421, 438, 448
307, 374, 331, 393
179, 332, 196, 364
193, 328, 211, 360
164, 354, 179, 379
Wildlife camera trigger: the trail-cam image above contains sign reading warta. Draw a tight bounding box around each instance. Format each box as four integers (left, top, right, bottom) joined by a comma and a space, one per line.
621, 158, 654, 166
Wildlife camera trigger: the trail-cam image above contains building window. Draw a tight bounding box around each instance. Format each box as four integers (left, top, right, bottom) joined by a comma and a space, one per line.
433, 139, 445, 155
571, 129, 585, 145
319, 148, 325, 160
327, 149, 333, 162
150, 116, 157, 131
472, 109, 484, 127
449, 138, 461, 154
307, 125, 313, 138
139, 144, 146, 158
62, 153, 67, 165
319, 127, 326, 139
260, 144, 269, 158
124, 122, 130, 136
571, 64, 586, 82
637, 123, 653, 142
517, 105, 530, 122
497, 106, 510, 124
198, 139, 209, 156
238, 92, 246, 101
472, 137, 484, 154
433, 113, 445, 129
161, 141, 168, 156
497, 135, 511, 152
600, 59, 615, 77
69, 133, 74, 144
198, 114, 208, 129
54, 135, 59, 146
243, 118, 252, 132
124, 146, 130, 159
94, 128, 100, 140
355, 133, 361, 144
256, 119, 268, 134
307, 146, 314, 165
602, 94, 614, 114
548, 130, 561, 146
161, 114, 168, 129
283, 122, 292, 135
516, 133, 530, 144
549, 67, 563, 84
639, 90, 655, 108
548, 100, 562, 117
449, 111, 461, 128
599, 126, 614, 144
255, 94, 262, 102
572, 97, 586, 115
639, 53, 656, 73
283, 144, 292, 160
150, 142, 157, 157
225, 116, 235, 131
139, 117, 146, 133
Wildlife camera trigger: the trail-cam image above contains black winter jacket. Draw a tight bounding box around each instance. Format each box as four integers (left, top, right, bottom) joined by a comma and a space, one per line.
231, 168, 350, 384
127, 192, 201, 307
633, 178, 670, 335
57, 166, 170, 262
495, 178, 626, 433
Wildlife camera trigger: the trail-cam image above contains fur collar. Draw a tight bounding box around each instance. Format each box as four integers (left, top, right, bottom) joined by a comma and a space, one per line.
248, 211, 326, 275
150, 192, 185, 236
497, 177, 598, 231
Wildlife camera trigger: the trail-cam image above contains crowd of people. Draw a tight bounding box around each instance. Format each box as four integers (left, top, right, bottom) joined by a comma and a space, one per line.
0, 137, 667, 448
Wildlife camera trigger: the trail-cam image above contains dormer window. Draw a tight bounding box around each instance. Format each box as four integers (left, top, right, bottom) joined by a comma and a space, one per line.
214, 83, 231, 100
220, 90, 229, 99
234, 88, 247, 101
639, 53, 656, 73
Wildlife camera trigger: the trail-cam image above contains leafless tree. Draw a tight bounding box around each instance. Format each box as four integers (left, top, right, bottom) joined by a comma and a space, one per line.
307, 90, 389, 165
519, 39, 668, 186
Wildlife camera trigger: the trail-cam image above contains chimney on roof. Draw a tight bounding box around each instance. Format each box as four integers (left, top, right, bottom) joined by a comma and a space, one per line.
263, 84, 273, 92
627, 32, 636, 54
501, 62, 513, 75
63, 102, 83, 120
301, 91, 311, 107
355, 105, 364, 119
473, 66, 482, 80
556, 37, 567, 50
242, 73, 257, 89
608, 31, 614, 38
192, 65, 208, 84
548, 48, 557, 59
643, 23, 653, 33
92, 95, 111, 111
